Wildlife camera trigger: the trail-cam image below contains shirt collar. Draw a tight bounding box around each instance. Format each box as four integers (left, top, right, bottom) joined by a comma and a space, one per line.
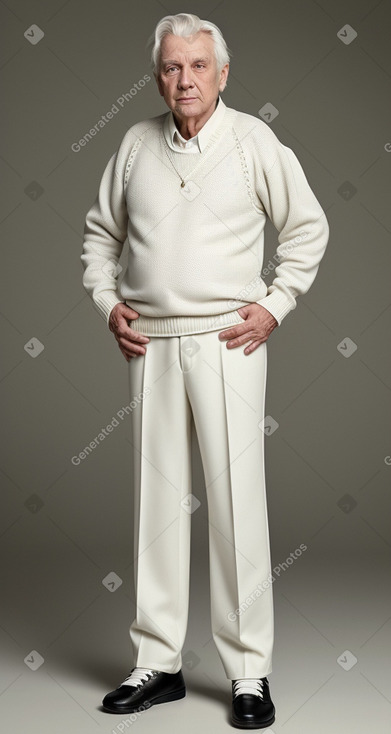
163, 95, 227, 153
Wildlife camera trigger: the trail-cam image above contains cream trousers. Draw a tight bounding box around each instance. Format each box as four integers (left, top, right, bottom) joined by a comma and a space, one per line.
127, 329, 274, 679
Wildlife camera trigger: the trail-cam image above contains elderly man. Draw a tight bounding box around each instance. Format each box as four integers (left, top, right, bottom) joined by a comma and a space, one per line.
81, 12, 329, 729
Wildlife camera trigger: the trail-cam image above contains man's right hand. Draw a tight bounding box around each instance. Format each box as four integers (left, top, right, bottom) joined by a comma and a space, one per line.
108, 303, 150, 362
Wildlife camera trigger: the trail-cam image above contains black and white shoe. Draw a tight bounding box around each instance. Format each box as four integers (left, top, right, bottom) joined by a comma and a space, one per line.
231, 676, 275, 729
102, 666, 186, 714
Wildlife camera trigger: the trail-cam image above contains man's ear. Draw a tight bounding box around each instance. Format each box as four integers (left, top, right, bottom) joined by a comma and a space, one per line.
219, 63, 229, 93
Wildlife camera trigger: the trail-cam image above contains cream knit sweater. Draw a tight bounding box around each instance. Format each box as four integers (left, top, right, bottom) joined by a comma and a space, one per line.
81, 96, 329, 336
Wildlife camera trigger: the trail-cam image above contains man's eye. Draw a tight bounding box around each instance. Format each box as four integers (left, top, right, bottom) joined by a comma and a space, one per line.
165, 64, 205, 72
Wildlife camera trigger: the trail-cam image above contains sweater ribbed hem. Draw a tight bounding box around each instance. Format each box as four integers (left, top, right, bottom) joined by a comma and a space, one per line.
125, 303, 246, 336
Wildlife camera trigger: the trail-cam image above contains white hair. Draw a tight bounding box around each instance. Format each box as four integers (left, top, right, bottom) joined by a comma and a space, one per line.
147, 12, 232, 76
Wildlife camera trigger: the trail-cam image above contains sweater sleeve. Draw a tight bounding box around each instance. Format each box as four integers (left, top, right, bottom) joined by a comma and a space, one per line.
80, 147, 129, 325
254, 136, 329, 326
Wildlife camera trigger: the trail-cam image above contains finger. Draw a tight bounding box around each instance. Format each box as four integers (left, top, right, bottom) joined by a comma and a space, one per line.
219, 327, 246, 341
119, 346, 131, 362
124, 321, 150, 343
113, 324, 149, 349
244, 340, 260, 354
120, 348, 141, 360
244, 339, 265, 354
226, 332, 253, 348
118, 336, 147, 356
131, 331, 150, 343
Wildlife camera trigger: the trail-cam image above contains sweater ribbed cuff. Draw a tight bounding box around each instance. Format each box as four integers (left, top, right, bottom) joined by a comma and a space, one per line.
93, 291, 124, 326
256, 289, 296, 326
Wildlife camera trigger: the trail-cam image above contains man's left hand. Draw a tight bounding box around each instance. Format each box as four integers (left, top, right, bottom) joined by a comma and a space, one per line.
218, 303, 278, 354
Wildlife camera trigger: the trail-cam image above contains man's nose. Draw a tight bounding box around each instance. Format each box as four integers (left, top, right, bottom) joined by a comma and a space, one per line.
177, 67, 194, 88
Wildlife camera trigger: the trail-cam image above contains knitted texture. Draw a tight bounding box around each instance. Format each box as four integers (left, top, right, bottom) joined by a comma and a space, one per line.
81, 99, 329, 334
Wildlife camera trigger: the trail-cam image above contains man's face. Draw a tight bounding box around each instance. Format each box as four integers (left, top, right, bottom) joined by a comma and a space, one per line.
156, 32, 229, 120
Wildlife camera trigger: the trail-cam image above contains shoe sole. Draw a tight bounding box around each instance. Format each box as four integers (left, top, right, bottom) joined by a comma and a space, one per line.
231, 713, 275, 729
102, 687, 186, 714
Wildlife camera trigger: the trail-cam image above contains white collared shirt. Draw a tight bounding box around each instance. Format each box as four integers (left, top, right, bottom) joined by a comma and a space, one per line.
163, 95, 227, 154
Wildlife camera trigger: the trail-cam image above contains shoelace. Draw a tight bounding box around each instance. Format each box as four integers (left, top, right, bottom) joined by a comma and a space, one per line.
120, 667, 157, 688
232, 677, 267, 699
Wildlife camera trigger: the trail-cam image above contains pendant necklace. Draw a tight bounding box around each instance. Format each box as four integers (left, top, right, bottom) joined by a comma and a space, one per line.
161, 132, 214, 189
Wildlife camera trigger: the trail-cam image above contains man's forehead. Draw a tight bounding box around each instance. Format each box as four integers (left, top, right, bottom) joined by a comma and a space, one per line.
160, 32, 214, 58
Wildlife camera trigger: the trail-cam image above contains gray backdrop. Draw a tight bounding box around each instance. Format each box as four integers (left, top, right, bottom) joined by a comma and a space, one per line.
1, 1, 390, 732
